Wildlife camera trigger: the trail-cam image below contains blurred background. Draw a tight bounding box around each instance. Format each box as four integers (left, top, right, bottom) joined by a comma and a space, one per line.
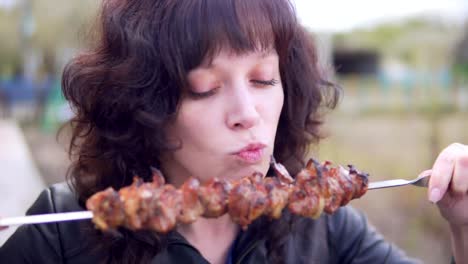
0, 0, 467, 262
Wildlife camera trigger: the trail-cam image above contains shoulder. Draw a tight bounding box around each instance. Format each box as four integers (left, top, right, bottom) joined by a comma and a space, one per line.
325, 205, 367, 236
0, 182, 101, 263
291, 206, 365, 242
285, 206, 368, 263
325, 206, 369, 253
27, 182, 83, 215
29, 182, 98, 256
324, 206, 419, 263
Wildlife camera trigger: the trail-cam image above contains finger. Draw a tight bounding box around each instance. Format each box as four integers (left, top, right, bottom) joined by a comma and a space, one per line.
428, 144, 463, 203
0, 216, 8, 230
417, 169, 432, 179
451, 153, 468, 195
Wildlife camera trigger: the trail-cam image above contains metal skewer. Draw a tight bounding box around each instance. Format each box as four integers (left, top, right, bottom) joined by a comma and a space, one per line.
0, 211, 93, 227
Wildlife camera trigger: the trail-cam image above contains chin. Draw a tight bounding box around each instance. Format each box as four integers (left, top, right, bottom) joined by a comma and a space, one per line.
235, 163, 269, 179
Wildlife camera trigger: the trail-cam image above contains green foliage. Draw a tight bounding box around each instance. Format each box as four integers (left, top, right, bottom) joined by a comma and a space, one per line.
0, 0, 99, 74
0, 8, 21, 74
333, 16, 460, 68
453, 63, 468, 78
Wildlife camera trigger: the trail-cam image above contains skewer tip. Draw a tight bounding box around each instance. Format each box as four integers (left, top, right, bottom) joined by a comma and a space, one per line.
270, 155, 277, 165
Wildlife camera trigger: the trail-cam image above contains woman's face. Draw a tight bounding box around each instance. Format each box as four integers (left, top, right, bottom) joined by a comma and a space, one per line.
162, 48, 284, 185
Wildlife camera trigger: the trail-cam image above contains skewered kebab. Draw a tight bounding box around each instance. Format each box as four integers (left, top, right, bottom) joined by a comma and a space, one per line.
86, 158, 369, 232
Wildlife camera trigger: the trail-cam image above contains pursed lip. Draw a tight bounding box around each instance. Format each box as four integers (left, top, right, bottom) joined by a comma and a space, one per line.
232, 143, 267, 164
233, 143, 267, 154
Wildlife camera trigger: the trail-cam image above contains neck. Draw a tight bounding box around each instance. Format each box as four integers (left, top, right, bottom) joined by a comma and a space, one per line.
177, 214, 239, 264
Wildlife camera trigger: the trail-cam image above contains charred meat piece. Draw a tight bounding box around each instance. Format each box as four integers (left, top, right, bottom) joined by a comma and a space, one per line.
86, 159, 369, 233
323, 166, 344, 214
263, 176, 291, 219
198, 178, 231, 217
228, 173, 268, 229
178, 177, 204, 224
144, 184, 182, 233
86, 187, 124, 231
119, 177, 145, 229
288, 161, 325, 219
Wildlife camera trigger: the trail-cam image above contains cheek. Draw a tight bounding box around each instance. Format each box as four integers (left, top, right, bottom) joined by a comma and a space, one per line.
276, 88, 285, 115
171, 106, 203, 141
265, 86, 284, 123
170, 101, 220, 148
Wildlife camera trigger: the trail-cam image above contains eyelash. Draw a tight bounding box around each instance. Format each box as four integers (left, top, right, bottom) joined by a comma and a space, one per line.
187, 79, 279, 99
187, 89, 218, 99
252, 78, 279, 86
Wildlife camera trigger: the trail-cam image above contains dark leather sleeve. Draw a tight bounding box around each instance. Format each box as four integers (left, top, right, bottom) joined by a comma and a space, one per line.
0, 183, 101, 264
327, 206, 422, 264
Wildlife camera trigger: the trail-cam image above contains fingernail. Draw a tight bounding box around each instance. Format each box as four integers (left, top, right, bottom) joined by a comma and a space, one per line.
429, 188, 442, 203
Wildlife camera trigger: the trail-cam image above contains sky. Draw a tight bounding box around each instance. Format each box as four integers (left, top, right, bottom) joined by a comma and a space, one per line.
1, 0, 468, 32
293, 0, 468, 32
0, 0, 13, 10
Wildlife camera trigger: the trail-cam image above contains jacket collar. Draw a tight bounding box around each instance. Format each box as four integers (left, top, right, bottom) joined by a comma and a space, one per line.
163, 227, 266, 264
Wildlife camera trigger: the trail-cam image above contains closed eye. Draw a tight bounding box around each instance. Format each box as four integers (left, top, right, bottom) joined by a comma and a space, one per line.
251, 79, 279, 86
187, 88, 219, 99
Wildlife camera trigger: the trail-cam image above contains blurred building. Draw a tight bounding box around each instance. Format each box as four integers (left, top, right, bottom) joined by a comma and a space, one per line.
333, 49, 380, 76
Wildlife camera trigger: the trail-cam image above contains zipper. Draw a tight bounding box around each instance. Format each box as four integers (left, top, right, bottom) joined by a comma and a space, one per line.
167, 231, 261, 264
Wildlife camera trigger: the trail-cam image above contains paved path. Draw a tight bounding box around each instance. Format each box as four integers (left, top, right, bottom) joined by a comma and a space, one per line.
0, 120, 45, 246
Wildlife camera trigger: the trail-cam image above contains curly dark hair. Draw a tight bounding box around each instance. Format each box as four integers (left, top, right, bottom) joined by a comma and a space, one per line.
61, 0, 340, 263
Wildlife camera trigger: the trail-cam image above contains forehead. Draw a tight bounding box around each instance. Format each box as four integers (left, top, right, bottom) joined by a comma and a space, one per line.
198, 48, 279, 69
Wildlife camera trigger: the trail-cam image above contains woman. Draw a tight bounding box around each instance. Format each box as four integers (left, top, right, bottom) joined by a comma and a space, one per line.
1, 0, 467, 263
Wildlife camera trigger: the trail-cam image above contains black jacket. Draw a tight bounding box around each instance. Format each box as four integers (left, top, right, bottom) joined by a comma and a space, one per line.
0, 183, 420, 263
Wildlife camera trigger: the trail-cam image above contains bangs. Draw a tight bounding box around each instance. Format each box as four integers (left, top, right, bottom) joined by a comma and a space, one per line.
158, 0, 297, 85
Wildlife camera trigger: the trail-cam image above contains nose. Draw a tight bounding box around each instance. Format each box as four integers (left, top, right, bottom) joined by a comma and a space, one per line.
226, 86, 260, 130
